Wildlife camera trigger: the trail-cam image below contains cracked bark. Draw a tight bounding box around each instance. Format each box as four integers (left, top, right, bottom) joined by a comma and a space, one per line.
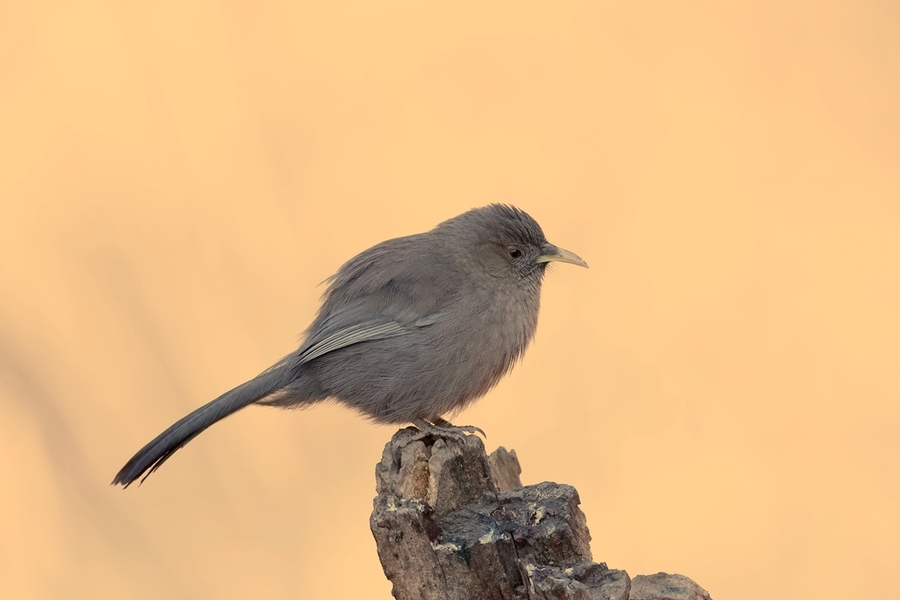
370, 427, 712, 600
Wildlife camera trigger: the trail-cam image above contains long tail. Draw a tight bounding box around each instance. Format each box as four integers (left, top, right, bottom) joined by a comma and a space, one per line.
112, 356, 298, 487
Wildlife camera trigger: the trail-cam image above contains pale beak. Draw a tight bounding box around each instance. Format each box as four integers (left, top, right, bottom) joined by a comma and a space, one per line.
537, 243, 588, 268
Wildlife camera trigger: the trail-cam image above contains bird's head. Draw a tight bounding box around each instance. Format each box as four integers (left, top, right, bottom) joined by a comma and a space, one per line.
438, 204, 588, 284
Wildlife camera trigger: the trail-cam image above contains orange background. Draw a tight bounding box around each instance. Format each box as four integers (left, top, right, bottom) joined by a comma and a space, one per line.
1, 2, 898, 598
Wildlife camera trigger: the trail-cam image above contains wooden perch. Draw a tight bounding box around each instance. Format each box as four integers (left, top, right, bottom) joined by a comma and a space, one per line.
370, 428, 712, 600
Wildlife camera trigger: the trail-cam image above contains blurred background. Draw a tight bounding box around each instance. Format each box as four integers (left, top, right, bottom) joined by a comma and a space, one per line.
1, 1, 898, 598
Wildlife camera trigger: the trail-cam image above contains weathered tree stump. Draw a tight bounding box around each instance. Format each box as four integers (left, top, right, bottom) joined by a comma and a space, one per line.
370, 427, 712, 600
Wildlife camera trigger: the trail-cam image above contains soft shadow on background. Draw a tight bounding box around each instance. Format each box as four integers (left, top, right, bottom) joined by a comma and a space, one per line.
1, 2, 898, 598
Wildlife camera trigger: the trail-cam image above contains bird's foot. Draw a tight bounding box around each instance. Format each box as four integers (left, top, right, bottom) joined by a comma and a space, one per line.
431, 416, 485, 438
413, 418, 485, 441
391, 419, 486, 468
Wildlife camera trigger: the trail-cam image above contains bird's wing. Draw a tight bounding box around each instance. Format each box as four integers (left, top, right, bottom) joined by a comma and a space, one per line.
296, 304, 449, 365
296, 320, 409, 364
296, 234, 457, 365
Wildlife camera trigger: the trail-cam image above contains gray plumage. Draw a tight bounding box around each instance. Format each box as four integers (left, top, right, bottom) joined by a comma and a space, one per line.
112, 204, 587, 487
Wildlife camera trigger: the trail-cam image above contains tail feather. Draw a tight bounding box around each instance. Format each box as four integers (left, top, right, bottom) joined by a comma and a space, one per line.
112, 357, 297, 487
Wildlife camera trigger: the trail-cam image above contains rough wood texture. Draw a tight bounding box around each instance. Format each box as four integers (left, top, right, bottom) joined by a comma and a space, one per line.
370, 428, 712, 600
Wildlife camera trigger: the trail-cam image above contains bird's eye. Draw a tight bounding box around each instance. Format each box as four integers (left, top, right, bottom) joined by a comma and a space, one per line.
507, 247, 523, 259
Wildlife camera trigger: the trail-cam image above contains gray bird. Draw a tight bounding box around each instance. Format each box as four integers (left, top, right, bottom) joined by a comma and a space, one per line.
112, 204, 587, 487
